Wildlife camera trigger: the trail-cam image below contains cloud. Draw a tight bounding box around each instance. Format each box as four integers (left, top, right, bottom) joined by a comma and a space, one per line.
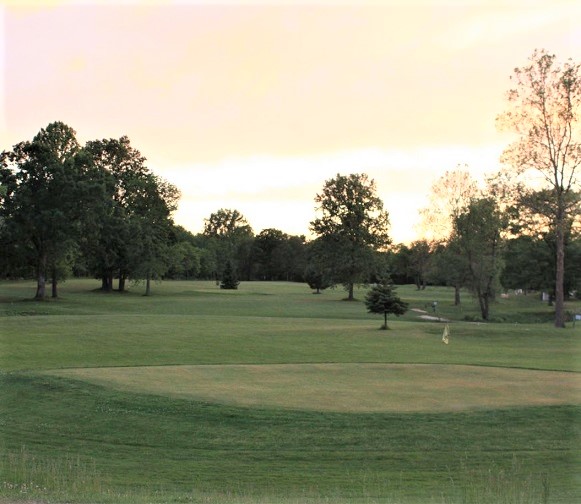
163, 143, 504, 242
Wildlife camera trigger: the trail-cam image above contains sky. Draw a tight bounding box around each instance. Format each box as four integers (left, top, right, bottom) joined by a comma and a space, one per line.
1, 0, 580, 244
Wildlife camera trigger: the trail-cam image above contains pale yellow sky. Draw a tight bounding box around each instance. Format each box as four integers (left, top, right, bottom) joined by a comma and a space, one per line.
1, 0, 580, 243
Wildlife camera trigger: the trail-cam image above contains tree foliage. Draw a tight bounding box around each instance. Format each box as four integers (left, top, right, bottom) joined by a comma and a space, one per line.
427, 241, 469, 306
304, 237, 335, 294
452, 197, 507, 321
203, 208, 254, 281
83, 136, 179, 295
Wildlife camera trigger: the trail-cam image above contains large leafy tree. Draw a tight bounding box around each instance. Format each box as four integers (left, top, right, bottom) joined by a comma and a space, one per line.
84, 136, 179, 294
501, 235, 552, 294
310, 173, 390, 300
165, 226, 202, 280
203, 208, 253, 238
203, 208, 253, 280
408, 239, 432, 290
252, 229, 306, 282
452, 197, 507, 321
253, 228, 288, 281
418, 167, 479, 243
416, 169, 479, 302
84, 136, 149, 291
427, 240, 469, 306
0, 122, 94, 299
130, 174, 180, 296
497, 49, 581, 327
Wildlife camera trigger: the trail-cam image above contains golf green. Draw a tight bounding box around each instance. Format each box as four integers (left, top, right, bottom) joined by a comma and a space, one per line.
49, 363, 580, 412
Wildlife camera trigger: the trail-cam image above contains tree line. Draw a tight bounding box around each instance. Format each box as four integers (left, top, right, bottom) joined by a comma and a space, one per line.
1, 49, 579, 327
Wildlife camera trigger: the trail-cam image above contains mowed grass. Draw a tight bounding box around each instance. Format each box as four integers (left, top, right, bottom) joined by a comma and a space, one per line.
49, 363, 580, 413
1, 278, 580, 503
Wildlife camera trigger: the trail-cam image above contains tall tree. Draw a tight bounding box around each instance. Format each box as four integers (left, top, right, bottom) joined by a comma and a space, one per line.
84, 136, 179, 294
0, 122, 92, 299
497, 49, 581, 327
203, 208, 253, 280
418, 167, 480, 243
130, 174, 180, 296
253, 228, 288, 281
453, 197, 507, 321
310, 173, 390, 300
84, 136, 148, 291
203, 208, 253, 239
166, 227, 202, 280
408, 239, 432, 290
427, 240, 469, 306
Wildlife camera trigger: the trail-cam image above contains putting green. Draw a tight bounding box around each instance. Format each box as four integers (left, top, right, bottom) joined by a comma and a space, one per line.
49, 363, 581, 413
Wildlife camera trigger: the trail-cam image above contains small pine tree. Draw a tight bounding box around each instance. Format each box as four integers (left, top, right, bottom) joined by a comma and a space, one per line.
304, 264, 333, 294
220, 260, 239, 290
365, 277, 408, 329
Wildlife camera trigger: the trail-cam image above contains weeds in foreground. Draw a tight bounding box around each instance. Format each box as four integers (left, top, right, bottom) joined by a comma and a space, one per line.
444, 455, 550, 504
0, 446, 104, 501
0, 448, 552, 504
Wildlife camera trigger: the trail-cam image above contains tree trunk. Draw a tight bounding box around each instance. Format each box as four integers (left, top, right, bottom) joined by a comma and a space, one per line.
101, 274, 113, 292
51, 268, 58, 298
35, 254, 47, 300
118, 274, 126, 293
454, 285, 461, 306
35, 272, 46, 300
347, 282, 354, 300
554, 218, 566, 328
145, 271, 151, 296
479, 295, 489, 321
477, 287, 489, 321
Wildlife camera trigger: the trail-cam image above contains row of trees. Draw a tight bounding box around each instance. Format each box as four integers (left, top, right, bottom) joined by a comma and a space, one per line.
0, 50, 579, 327
0, 123, 180, 298
388, 49, 581, 327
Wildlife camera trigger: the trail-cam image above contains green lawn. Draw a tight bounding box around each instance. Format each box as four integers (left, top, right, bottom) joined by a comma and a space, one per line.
1, 279, 580, 503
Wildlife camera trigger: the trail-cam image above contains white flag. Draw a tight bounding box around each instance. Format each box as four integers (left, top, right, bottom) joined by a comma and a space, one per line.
442, 324, 450, 345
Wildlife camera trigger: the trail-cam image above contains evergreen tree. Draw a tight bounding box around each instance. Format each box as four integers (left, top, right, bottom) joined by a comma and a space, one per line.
220, 260, 239, 290
365, 277, 408, 329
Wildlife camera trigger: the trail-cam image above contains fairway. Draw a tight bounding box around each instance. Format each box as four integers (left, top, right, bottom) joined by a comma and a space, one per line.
51, 363, 581, 413
1, 279, 580, 503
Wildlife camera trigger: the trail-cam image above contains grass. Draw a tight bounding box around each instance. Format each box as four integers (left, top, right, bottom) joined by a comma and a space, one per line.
0, 278, 580, 503
48, 363, 580, 413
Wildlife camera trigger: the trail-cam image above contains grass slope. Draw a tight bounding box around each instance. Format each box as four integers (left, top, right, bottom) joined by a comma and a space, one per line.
1, 279, 580, 503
